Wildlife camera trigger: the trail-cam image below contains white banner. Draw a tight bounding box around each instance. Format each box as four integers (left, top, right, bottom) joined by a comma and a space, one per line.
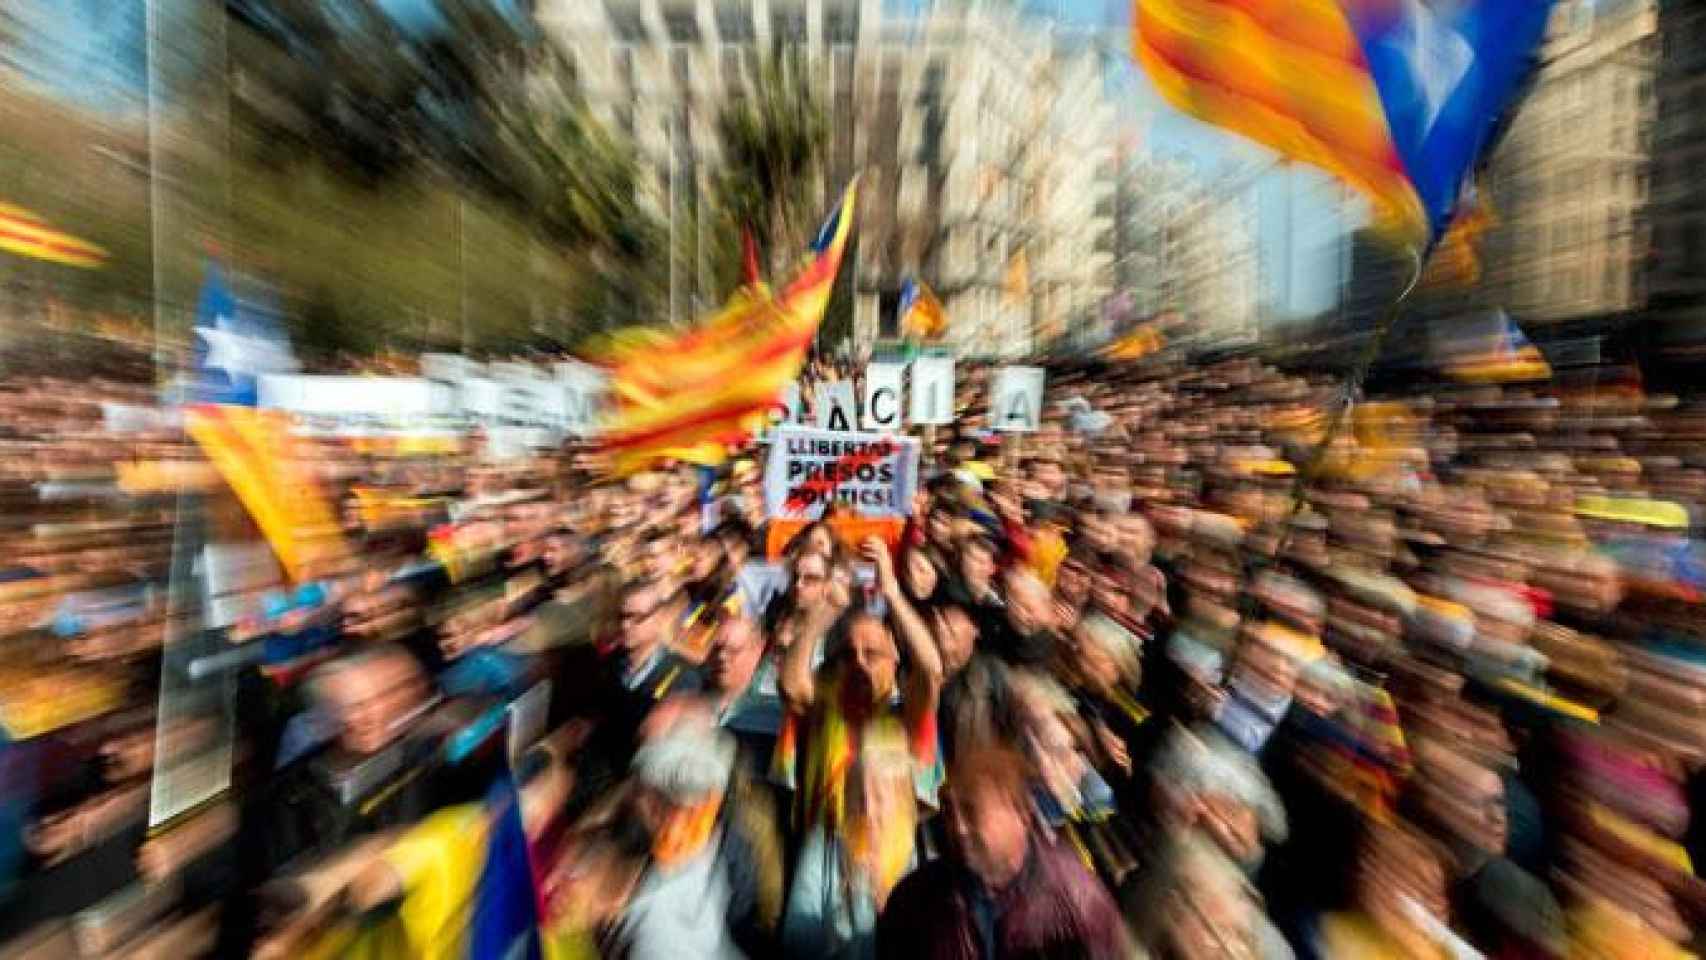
910, 355, 955, 425
815, 380, 858, 432
763, 426, 921, 519
990, 365, 1046, 432
862, 363, 905, 431
554, 361, 608, 437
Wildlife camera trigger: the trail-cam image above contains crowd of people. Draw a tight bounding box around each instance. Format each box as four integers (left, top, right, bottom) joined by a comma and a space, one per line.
2, 349, 1705, 959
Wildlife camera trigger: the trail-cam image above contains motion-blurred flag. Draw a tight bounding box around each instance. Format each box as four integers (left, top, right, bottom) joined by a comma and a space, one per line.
184, 405, 348, 582
1421, 182, 1495, 288
897, 277, 949, 340
190, 262, 299, 406
1134, 0, 1554, 248
0, 202, 107, 268
1101, 323, 1165, 361
600, 180, 859, 473
1441, 309, 1550, 383
182, 259, 345, 581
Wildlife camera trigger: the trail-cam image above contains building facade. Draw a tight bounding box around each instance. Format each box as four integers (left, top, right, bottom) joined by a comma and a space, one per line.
1483, 0, 1657, 322
535, 0, 1117, 358
1648, 0, 1706, 321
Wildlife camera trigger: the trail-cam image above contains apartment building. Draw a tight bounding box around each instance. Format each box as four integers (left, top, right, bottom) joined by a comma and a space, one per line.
535, 0, 1117, 358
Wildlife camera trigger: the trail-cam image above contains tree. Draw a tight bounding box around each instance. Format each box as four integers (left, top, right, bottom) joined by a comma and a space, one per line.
709, 47, 831, 282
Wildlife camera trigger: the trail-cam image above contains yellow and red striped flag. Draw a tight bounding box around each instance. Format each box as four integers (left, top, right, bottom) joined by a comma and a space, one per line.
1101, 323, 1165, 362
0, 203, 107, 269
184, 405, 348, 581
600, 180, 859, 473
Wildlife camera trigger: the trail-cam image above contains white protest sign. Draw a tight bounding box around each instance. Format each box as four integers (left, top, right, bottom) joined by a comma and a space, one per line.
420, 353, 475, 385
816, 380, 858, 432
990, 365, 1046, 432
910, 355, 955, 425
862, 363, 905, 431
489, 363, 554, 427
460, 376, 507, 422
553, 361, 608, 437
763, 425, 922, 519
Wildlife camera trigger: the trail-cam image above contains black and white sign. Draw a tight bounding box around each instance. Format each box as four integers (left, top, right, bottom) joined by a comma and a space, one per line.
990, 365, 1046, 432
910, 355, 955, 425
815, 381, 858, 432
862, 363, 905, 431
763, 426, 921, 519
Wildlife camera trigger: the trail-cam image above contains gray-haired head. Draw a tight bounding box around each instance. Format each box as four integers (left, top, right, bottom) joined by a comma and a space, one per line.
631, 724, 735, 804
1154, 724, 1288, 845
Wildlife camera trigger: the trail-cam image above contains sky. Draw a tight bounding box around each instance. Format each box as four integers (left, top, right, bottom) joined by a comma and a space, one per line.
8, 0, 1344, 318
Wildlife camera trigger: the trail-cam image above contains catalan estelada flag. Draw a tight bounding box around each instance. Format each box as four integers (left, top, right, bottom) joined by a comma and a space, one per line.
185, 405, 349, 581
1441, 309, 1550, 384
0, 203, 107, 269
1134, 0, 1553, 248
897, 277, 948, 340
600, 180, 858, 473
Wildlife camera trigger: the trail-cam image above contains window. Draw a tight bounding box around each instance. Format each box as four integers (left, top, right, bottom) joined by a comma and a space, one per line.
716, 4, 755, 43
664, 10, 698, 43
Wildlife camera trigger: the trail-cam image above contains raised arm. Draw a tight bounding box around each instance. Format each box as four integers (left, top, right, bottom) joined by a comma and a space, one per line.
863, 538, 942, 704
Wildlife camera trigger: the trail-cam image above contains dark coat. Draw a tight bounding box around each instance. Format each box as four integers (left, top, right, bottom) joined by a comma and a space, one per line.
877, 838, 1134, 960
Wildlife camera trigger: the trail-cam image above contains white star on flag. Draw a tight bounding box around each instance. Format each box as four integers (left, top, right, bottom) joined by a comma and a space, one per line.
198, 325, 300, 379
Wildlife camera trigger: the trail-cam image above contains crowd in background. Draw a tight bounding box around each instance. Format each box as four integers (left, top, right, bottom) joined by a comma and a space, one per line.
1, 351, 1705, 958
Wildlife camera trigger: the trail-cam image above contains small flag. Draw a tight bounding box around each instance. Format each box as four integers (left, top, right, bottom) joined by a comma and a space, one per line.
897, 277, 948, 340
1101, 323, 1165, 362
1442, 310, 1551, 383
190, 261, 299, 406
470, 776, 544, 960
0, 203, 106, 269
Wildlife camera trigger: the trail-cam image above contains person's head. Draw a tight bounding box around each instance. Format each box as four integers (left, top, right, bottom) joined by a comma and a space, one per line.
1056, 553, 1093, 608
712, 518, 754, 568
1229, 622, 1319, 702
705, 615, 764, 696
1154, 726, 1286, 871
1003, 567, 1056, 638
308, 645, 429, 756
1354, 823, 1451, 936
541, 532, 584, 578
1072, 613, 1140, 695
639, 527, 679, 583
927, 503, 959, 550
618, 581, 673, 656
630, 723, 735, 859
1120, 514, 1157, 566
795, 521, 837, 562
1027, 457, 1066, 498
933, 602, 978, 675
958, 534, 999, 593
901, 544, 942, 603
843, 611, 900, 705
686, 535, 724, 583
788, 550, 832, 613
1152, 831, 1270, 960
944, 747, 1034, 889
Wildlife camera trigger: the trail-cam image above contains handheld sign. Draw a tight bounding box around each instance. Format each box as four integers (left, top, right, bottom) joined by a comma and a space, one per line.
990, 365, 1046, 432
816, 380, 858, 432
862, 362, 905, 431
764, 425, 921, 520
910, 356, 955, 425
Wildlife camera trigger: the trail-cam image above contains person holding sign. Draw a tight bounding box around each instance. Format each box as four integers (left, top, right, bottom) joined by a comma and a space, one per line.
775, 537, 943, 959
